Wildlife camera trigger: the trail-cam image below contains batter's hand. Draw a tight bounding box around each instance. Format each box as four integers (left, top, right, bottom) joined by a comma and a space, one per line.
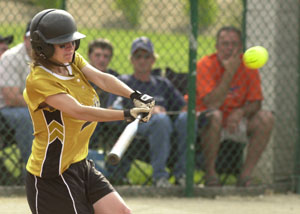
130, 90, 155, 109
124, 107, 151, 122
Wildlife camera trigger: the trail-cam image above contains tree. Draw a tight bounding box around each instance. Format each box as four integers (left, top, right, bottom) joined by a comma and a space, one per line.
183, 0, 218, 32
114, 0, 141, 27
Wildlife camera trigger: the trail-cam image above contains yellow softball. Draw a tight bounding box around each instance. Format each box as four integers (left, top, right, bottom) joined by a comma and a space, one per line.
243, 46, 269, 69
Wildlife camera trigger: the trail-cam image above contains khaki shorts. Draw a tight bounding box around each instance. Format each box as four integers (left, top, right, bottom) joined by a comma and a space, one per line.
221, 118, 248, 143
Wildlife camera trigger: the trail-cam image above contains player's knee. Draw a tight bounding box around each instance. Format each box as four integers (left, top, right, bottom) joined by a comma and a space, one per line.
121, 206, 132, 214
255, 110, 274, 130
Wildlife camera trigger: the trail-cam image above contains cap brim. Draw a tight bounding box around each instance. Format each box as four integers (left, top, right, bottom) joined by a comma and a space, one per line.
0, 35, 13, 44
131, 44, 153, 55
46, 31, 86, 44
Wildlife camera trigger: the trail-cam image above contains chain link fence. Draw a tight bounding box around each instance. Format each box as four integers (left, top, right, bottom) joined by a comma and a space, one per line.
0, 0, 299, 196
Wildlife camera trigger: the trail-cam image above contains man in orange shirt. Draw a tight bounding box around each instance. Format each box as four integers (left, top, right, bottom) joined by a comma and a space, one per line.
196, 26, 274, 187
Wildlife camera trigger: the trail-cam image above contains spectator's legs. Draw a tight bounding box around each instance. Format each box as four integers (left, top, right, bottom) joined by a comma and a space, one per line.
240, 110, 274, 181
0, 107, 33, 163
201, 110, 223, 180
138, 113, 172, 180
173, 112, 189, 180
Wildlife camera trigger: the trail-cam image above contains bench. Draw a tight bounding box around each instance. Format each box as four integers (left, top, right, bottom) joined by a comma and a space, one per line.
90, 67, 245, 185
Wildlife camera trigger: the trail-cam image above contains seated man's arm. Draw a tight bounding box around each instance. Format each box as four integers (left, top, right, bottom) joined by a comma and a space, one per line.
2, 87, 26, 107
240, 100, 262, 119
226, 100, 262, 133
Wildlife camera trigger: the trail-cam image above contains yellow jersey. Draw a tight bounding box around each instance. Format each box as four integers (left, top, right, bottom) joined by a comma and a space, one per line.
23, 53, 99, 178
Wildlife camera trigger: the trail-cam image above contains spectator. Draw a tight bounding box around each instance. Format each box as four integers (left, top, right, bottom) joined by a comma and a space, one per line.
88, 38, 119, 107
107, 36, 187, 187
87, 38, 119, 149
195, 26, 274, 187
0, 34, 13, 57
0, 22, 33, 165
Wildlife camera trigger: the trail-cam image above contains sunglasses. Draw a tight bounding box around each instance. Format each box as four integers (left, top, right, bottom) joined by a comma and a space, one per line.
58, 41, 76, 49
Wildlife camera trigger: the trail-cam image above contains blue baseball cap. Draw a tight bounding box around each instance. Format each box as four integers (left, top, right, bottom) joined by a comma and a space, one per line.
131, 36, 154, 55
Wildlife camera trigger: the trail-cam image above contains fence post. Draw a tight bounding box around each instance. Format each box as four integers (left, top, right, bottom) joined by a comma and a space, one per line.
185, 0, 198, 197
296, 3, 300, 194
61, 0, 66, 10
241, 0, 247, 51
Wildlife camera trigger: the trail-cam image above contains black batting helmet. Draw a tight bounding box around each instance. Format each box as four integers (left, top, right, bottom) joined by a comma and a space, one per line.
30, 9, 86, 59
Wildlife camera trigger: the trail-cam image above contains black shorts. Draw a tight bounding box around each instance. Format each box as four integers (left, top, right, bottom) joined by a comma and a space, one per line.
26, 159, 115, 214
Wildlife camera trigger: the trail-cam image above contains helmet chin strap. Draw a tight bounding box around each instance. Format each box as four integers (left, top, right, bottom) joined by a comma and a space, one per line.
48, 60, 70, 67
48, 52, 75, 68
47, 53, 76, 76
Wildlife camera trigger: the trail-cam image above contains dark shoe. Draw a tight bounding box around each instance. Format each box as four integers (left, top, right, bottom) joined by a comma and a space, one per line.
175, 175, 186, 186
236, 176, 252, 187
204, 175, 221, 187
154, 177, 172, 187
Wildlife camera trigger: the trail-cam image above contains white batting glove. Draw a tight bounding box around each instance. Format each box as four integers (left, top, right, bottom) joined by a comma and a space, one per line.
123, 107, 152, 123
130, 91, 155, 122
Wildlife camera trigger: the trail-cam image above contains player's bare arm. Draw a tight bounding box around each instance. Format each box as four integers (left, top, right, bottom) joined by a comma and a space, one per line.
44, 93, 150, 123
44, 92, 125, 122
82, 64, 134, 98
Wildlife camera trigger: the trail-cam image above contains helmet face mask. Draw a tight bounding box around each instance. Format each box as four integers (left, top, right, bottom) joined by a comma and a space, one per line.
30, 9, 85, 59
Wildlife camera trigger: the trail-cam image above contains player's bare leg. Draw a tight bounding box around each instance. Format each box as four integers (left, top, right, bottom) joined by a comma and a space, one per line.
201, 110, 223, 185
239, 110, 274, 184
93, 192, 131, 214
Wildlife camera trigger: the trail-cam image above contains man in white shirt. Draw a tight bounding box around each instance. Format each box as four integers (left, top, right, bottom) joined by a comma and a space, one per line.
0, 21, 33, 166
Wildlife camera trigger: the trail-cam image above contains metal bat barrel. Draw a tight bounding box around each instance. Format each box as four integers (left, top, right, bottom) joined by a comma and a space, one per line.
107, 115, 141, 165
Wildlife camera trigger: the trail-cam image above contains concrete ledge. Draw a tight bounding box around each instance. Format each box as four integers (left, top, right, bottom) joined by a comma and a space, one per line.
0, 182, 293, 198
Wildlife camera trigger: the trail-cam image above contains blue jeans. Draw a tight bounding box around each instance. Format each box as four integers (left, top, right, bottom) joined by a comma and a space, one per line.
173, 111, 188, 179
175, 111, 208, 171
0, 107, 33, 163
137, 113, 172, 179
107, 112, 187, 180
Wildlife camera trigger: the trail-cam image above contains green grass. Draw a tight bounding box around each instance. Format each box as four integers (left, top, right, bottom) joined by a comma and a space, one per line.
127, 160, 238, 186
78, 27, 216, 73
128, 160, 204, 185
0, 24, 216, 74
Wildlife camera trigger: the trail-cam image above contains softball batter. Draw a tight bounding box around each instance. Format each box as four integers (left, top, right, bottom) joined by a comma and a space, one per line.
24, 9, 154, 214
